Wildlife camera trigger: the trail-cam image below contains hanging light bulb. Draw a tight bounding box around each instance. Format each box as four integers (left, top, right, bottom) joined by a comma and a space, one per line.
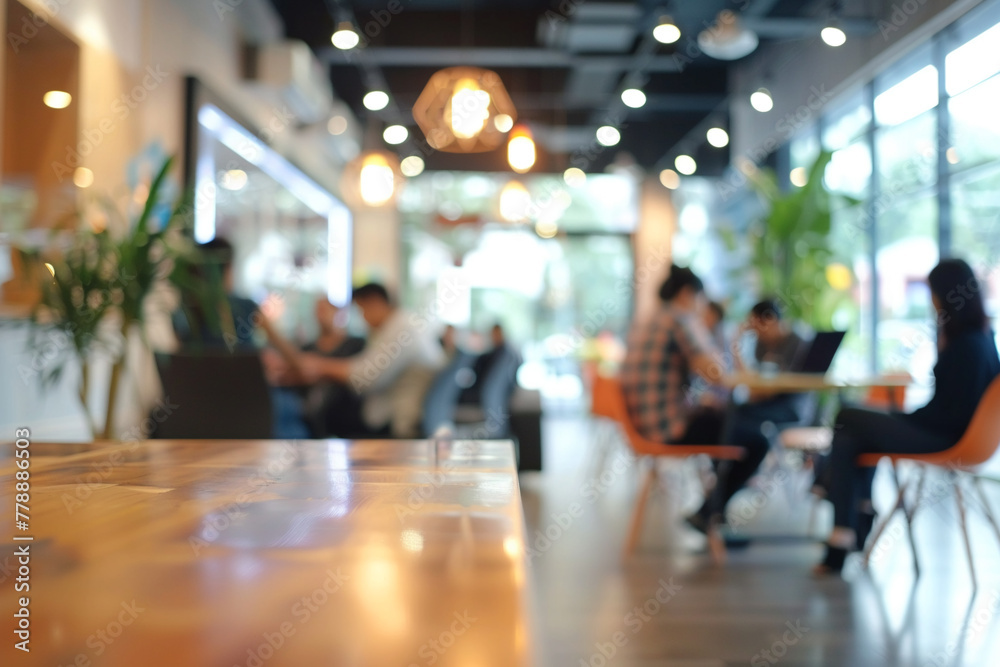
447, 77, 492, 139
507, 125, 536, 173
653, 16, 681, 44
359, 154, 395, 206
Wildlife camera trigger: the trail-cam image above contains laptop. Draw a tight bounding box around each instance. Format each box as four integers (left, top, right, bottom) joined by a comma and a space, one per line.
793, 331, 847, 374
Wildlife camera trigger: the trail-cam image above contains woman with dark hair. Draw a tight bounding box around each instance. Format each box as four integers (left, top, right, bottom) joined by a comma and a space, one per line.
622, 265, 770, 532
816, 258, 1000, 574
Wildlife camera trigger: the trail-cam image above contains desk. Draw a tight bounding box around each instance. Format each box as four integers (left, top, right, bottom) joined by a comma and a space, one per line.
722, 371, 912, 392
0, 439, 534, 666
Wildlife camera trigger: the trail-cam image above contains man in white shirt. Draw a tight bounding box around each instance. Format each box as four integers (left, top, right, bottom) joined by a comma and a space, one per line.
299, 283, 445, 438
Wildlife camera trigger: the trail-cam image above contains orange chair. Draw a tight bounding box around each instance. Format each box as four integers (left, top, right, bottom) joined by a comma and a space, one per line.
859, 376, 1000, 590
591, 374, 744, 563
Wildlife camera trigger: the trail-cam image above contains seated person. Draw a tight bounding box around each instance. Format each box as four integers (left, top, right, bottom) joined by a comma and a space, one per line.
298, 283, 445, 438
731, 299, 808, 425
170, 237, 305, 437
816, 259, 1000, 574
459, 323, 520, 406
621, 265, 769, 533
265, 297, 366, 438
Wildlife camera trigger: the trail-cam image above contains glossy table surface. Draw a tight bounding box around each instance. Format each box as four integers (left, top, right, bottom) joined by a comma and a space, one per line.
0, 439, 533, 666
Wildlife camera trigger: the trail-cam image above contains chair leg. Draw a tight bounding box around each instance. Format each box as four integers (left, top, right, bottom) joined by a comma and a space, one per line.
953, 473, 978, 593
862, 469, 909, 569
972, 476, 1000, 551
624, 459, 657, 557
901, 466, 926, 579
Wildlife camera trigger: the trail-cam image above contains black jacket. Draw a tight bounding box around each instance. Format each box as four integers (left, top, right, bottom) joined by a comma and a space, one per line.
902, 329, 1000, 442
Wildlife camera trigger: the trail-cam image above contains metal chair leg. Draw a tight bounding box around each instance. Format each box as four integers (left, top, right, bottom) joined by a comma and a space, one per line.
624, 459, 657, 556
952, 472, 978, 593
901, 466, 926, 579
863, 468, 909, 569
972, 476, 1000, 551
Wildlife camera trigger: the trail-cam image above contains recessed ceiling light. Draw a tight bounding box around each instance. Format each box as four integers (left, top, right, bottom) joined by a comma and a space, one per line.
621, 88, 647, 109
706, 127, 729, 148
750, 88, 773, 112
674, 155, 697, 175
43, 91, 72, 109
653, 16, 681, 44
596, 126, 620, 146
383, 125, 408, 145
331, 22, 360, 50
363, 91, 389, 111
821, 25, 847, 47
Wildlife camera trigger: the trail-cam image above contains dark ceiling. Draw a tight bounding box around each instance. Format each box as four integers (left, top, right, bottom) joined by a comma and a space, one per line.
268, 0, 859, 175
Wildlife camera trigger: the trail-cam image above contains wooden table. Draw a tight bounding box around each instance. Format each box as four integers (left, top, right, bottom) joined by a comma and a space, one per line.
722, 371, 912, 392
1, 439, 534, 666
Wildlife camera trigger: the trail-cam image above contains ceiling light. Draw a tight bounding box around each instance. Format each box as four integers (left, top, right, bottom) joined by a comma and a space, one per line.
221, 169, 248, 191
790, 166, 808, 187
563, 167, 586, 188
698, 10, 759, 60
73, 167, 94, 188
499, 181, 532, 222
43, 91, 72, 109
750, 88, 773, 112
653, 16, 681, 44
621, 88, 647, 109
596, 126, 620, 146
363, 91, 389, 111
400, 155, 425, 177
331, 22, 360, 50
659, 169, 680, 189
494, 113, 513, 133
507, 125, 536, 173
383, 124, 408, 145
674, 155, 697, 175
447, 77, 491, 140
706, 127, 729, 147
327, 115, 348, 135
359, 154, 395, 206
412, 66, 517, 153
821, 25, 847, 47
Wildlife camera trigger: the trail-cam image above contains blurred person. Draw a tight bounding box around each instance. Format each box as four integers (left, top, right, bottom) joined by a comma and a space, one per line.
730, 299, 809, 424
703, 300, 726, 349
815, 259, 1000, 574
460, 322, 521, 406
298, 282, 445, 438
621, 265, 770, 533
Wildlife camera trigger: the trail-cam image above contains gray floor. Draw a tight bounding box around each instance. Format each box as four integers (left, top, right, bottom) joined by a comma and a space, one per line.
521, 415, 1000, 667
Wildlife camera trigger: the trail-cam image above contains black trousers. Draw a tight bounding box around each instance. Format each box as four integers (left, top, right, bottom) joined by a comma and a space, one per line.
679, 408, 771, 511
827, 407, 953, 530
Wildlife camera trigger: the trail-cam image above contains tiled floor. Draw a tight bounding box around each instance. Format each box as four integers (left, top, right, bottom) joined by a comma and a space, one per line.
522, 415, 1000, 667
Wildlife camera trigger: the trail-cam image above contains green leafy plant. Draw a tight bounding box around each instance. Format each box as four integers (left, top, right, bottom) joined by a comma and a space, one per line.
20, 156, 200, 439
742, 151, 860, 329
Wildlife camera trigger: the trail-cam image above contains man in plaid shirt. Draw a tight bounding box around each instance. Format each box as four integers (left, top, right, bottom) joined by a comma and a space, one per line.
621, 266, 770, 532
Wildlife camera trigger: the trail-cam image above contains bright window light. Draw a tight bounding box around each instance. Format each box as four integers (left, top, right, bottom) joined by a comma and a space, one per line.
945, 22, 1000, 96
875, 65, 938, 126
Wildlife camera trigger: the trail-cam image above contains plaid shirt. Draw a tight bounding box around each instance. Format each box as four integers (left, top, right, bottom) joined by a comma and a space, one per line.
621, 305, 719, 443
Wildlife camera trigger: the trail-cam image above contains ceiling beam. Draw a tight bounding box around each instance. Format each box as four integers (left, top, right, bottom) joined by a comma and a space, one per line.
320, 46, 684, 72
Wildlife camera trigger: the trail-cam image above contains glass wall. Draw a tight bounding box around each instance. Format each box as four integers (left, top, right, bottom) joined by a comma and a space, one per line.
777, 0, 1000, 389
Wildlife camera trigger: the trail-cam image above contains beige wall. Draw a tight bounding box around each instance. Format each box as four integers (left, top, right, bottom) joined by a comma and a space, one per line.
632, 175, 676, 324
